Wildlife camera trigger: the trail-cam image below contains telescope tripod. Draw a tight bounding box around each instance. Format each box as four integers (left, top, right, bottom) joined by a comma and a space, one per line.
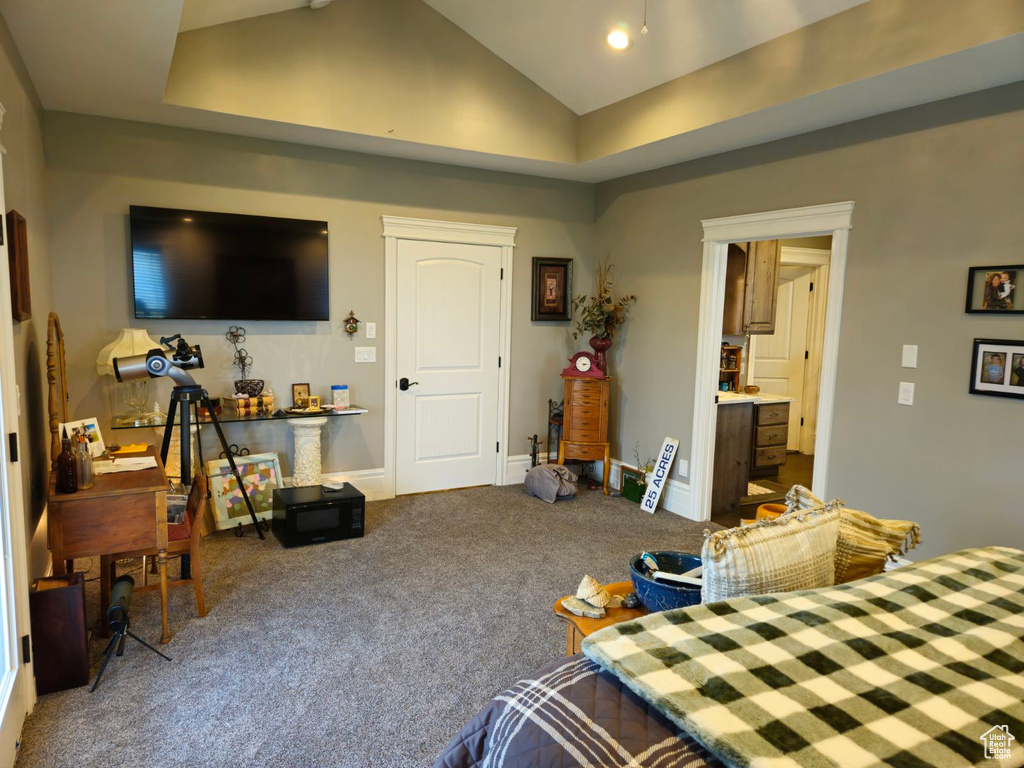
159, 384, 266, 539
91, 618, 171, 692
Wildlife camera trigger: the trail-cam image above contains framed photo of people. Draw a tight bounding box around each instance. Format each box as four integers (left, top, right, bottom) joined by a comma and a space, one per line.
965, 265, 1022, 314
531, 258, 573, 321
969, 338, 1024, 400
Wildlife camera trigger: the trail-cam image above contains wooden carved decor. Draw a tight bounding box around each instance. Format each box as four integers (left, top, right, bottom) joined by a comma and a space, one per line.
47, 312, 69, 469
7, 209, 30, 321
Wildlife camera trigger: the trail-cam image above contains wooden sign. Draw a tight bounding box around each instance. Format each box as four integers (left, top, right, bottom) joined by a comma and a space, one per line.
640, 437, 679, 514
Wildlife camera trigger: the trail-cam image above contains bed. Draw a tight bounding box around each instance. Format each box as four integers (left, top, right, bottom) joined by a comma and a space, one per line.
435, 547, 1024, 768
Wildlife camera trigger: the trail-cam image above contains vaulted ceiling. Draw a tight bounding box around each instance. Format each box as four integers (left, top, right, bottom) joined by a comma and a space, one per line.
2, 0, 1023, 181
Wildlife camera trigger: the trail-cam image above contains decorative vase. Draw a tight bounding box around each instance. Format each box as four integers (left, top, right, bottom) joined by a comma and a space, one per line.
234, 379, 265, 398
589, 336, 613, 372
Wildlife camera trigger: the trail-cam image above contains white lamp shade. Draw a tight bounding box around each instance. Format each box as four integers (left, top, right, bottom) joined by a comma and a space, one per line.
96, 328, 161, 376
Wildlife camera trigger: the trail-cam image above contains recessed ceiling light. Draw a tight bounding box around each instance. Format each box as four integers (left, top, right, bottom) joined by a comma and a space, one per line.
607, 30, 630, 50
182, 217, 193, 222
309, 0, 333, 8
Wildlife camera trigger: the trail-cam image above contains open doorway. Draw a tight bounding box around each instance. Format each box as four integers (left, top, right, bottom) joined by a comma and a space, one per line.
739, 238, 831, 521
688, 203, 854, 525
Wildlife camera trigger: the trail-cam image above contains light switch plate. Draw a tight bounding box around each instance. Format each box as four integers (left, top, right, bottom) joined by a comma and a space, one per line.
898, 381, 915, 406
355, 347, 376, 363
901, 345, 918, 368
365, 322, 376, 339
676, 458, 688, 478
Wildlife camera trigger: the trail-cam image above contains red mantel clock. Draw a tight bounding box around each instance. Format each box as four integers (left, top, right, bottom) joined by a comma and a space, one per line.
560, 351, 606, 379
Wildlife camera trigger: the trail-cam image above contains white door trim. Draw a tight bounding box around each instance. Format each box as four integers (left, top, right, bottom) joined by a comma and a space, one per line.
690, 202, 854, 522
381, 216, 516, 498
0, 100, 36, 763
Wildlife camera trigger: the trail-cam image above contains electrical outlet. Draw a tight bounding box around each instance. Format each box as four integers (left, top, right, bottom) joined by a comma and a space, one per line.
365, 322, 376, 339
355, 347, 376, 363
898, 381, 915, 406
901, 345, 918, 368
676, 458, 688, 477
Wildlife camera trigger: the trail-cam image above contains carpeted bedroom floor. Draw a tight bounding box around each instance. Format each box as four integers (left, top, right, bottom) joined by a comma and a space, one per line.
16, 484, 719, 767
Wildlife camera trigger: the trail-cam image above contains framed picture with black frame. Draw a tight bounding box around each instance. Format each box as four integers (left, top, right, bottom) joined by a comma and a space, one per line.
969, 338, 1024, 400
965, 265, 1023, 314
531, 258, 573, 322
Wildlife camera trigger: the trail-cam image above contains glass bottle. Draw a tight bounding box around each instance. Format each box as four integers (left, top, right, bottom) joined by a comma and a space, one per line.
56, 432, 78, 494
76, 436, 95, 490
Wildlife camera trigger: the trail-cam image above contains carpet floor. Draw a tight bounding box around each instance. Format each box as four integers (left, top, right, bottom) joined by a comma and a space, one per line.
16, 484, 718, 768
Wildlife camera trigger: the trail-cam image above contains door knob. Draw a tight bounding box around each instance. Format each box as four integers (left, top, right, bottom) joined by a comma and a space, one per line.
399, 378, 419, 391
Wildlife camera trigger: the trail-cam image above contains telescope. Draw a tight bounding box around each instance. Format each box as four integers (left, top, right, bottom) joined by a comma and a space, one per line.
110, 332, 265, 539
113, 334, 204, 387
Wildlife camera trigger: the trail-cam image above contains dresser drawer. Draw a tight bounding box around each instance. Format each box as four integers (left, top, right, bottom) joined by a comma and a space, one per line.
562, 441, 607, 461
756, 402, 789, 426
755, 424, 788, 447
753, 445, 787, 467
570, 388, 604, 407
565, 425, 602, 443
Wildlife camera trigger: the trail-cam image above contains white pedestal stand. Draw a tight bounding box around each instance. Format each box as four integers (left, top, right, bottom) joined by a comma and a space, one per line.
153, 424, 201, 483
288, 417, 328, 487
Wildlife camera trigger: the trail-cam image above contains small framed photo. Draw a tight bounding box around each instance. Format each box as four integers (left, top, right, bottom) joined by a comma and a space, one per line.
965, 265, 1022, 314
969, 339, 1024, 400
291, 383, 310, 406
58, 417, 105, 457
531, 258, 573, 322
307, 395, 321, 409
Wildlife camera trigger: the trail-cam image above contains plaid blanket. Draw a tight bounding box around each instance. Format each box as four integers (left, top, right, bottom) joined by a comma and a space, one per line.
435, 654, 723, 768
583, 547, 1024, 767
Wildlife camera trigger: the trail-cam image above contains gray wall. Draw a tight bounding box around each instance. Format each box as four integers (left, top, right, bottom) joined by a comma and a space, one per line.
0, 15, 53, 578
44, 113, 594, 479
594, 82, 1024, 559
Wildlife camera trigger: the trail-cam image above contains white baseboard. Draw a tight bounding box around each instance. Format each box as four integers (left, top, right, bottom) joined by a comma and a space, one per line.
508, 454, 698, 521
285, 467, 389, 501
504, 453, 547, 485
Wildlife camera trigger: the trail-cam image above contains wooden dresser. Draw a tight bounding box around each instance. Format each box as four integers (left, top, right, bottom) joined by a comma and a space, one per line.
557, 375, 611, 495
750, 400, 790, 478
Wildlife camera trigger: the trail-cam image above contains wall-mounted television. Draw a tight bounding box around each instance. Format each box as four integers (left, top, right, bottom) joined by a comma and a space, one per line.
130, 205, 329, 321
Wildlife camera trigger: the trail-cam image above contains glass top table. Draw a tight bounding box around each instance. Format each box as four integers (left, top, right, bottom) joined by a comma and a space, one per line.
111, 406, 368, 430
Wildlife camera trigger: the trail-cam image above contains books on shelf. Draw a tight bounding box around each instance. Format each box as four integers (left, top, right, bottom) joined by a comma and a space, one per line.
226, 395, 274, 409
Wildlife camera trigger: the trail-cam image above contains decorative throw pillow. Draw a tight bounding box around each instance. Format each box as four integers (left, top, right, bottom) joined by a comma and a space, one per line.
784, 485, 922, 584
833, 507, 921, 583
701, 504, 841, 603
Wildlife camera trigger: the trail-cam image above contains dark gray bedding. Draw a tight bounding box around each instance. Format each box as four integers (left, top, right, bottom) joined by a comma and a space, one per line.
434, 654, 720, 768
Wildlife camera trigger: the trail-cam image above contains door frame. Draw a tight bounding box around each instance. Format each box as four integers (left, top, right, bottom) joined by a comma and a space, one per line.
381, 216, 516, 498
0, 102, 36, 764
689, 202, 854, 522
747, 246, 832, 453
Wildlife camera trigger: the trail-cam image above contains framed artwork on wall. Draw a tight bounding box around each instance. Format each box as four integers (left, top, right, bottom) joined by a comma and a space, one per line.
969, 338, 1024, 400
7, 209, 29, 321
965, 265, 1022, 314
205, 451, 282, 531
531, 258, 573, 322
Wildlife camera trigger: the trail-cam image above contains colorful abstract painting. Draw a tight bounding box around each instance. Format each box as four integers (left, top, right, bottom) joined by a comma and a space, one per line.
205, 452, 282, 531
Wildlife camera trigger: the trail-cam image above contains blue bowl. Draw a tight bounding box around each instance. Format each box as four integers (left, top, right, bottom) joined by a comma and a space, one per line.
629, 551, 703, 613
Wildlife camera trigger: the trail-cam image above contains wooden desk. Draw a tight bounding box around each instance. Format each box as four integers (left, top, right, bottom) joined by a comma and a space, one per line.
47, 448, 171, 643
553, 581, 647, 656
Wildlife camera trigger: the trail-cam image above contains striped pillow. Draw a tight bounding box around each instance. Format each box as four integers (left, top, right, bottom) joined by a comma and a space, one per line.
701, 504, 840, 602
784, 485, 922, 583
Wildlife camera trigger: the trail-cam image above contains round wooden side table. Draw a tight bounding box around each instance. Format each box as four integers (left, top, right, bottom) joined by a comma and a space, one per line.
553, 581, 648, 656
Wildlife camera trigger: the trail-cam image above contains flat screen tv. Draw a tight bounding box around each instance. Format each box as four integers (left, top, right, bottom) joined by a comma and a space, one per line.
130, 205, 329, 321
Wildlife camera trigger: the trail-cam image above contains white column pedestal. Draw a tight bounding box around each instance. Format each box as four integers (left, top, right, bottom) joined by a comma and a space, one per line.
154, 424, 201, 483
288, 417, 328, 487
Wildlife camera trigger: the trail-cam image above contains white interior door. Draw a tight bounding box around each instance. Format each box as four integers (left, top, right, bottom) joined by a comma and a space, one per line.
748, 269, 811, 449
395, 239, 501, 495
0, 140, 34, 764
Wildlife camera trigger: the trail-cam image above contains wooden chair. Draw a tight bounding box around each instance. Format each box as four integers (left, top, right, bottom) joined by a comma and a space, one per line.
101, 473, 209, 621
